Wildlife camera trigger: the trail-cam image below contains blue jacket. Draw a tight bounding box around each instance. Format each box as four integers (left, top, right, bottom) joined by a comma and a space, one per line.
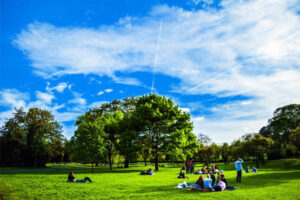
204, 178, 212, 188
235, 160, 244, 171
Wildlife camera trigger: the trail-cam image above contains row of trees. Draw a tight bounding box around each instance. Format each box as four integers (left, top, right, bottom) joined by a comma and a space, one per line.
71, 95, 198, 171
1, 94, 299, 170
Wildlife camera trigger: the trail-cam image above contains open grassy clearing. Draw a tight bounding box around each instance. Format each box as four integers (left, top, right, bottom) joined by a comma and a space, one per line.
1, 159, 300, 200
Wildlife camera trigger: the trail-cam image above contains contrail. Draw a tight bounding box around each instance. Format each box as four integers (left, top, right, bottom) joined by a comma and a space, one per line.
151, 20, 163, 94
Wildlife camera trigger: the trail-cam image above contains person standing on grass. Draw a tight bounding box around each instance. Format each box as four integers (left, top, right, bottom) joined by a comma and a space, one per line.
185, 160, 189, 174
235, 158, 244, 183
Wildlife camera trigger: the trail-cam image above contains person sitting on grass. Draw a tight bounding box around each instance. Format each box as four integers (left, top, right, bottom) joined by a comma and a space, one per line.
196, 175, 205, 189
252, 166, 258, 173
220, 174, 237, 190
213, 180, 226, 191
216, 172, 221, 183
220, 174, 228, 186
201, 166, 207, 174
67, 172, 92, 183
178, 170, 188, 179
211, 164, 215, 172
209, 171, 216, 185
204, 174, 214, 191
245, 166, 250, 173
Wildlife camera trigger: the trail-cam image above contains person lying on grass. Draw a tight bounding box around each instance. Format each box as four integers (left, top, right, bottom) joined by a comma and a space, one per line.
178, 170, 189, 179
141, 168, 154, 175
67, 172, 92, 183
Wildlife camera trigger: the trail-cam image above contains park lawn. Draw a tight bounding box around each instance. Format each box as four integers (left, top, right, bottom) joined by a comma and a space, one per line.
1, 159, 300, 200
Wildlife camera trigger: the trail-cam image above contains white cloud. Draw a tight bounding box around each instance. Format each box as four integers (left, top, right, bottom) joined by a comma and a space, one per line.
88, 101, 108, 108
13, 1, 300, 142
193, 116, 205, 121
97, 89, 113, 95
68, 97, 86, 105
46, 82, 68, 93
188, 0, 214, 6
97, 91, 104, 96
104, 89, 113, 93
0, 89, 29, 108
36, 91, 55, 104
180, 107, 190, 112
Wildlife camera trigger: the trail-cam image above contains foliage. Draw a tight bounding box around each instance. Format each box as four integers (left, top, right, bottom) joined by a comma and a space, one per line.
72, 118, 106, 173
132, 94, 198, 170
0, 108, 63, 167
289, 127, 300, 153
268, 104, 300, 142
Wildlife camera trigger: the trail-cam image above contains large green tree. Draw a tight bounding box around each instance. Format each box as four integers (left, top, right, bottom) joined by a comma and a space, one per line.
0, 108, 27, 166
72, 119, 106, 173
0, 108, 63, 167
267, 104, 300, 157
132, 94, 197, 171
268, 104, 300, 141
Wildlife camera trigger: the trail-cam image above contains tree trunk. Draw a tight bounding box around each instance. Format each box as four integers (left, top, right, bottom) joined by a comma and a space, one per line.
256, 157, 259, 168
92, 163, 94, 174
261, 153, 265, 164
144, 160, 147, 166
155, 150, 159, 171
109, 150, 112, 170
124, 159, 129, 168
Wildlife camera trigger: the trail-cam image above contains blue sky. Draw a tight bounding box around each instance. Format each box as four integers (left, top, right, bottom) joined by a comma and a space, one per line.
1, 0, 300, 143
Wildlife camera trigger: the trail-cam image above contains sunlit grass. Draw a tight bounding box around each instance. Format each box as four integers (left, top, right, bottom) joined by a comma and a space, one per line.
1, 159, 300, 199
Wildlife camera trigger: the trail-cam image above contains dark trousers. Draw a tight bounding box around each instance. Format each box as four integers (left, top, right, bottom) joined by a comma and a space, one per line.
236, 170, 242, 183
78, 177, 92, 182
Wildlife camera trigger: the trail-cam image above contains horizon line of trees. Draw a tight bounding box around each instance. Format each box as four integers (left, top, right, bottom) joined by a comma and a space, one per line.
1, 94, 299, 171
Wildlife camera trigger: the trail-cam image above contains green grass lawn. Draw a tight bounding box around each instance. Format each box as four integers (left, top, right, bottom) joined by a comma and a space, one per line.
1, 159, 300, 200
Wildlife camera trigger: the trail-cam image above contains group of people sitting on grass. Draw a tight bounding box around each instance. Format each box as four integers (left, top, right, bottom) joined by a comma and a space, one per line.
177, 171, 236, 192
245, 166, 258, 173
140, 168, 154, 175
179, 163, 223, 178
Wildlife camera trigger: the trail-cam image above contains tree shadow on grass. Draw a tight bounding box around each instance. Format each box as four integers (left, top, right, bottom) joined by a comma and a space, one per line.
224, 171, 300, 189
134, 171, 300, 195
0, 168, 142, 175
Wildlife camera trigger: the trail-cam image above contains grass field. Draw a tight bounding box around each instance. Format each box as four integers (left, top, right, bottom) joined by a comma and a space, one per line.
1, 159, 300, 200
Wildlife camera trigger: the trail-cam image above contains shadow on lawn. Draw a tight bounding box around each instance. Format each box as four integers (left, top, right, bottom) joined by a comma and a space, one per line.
225, 171, 300, 189
134, 171, 300, 195
0, 168, 142, 175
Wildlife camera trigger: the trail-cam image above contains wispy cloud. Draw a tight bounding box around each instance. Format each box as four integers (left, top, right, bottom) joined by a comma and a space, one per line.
36, 91, 55, 104
97, 91, 104, 96
104, 88, 113, 93
13, 0, 300, 142
0, 89, 29, 108
46, 82, 68, 93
